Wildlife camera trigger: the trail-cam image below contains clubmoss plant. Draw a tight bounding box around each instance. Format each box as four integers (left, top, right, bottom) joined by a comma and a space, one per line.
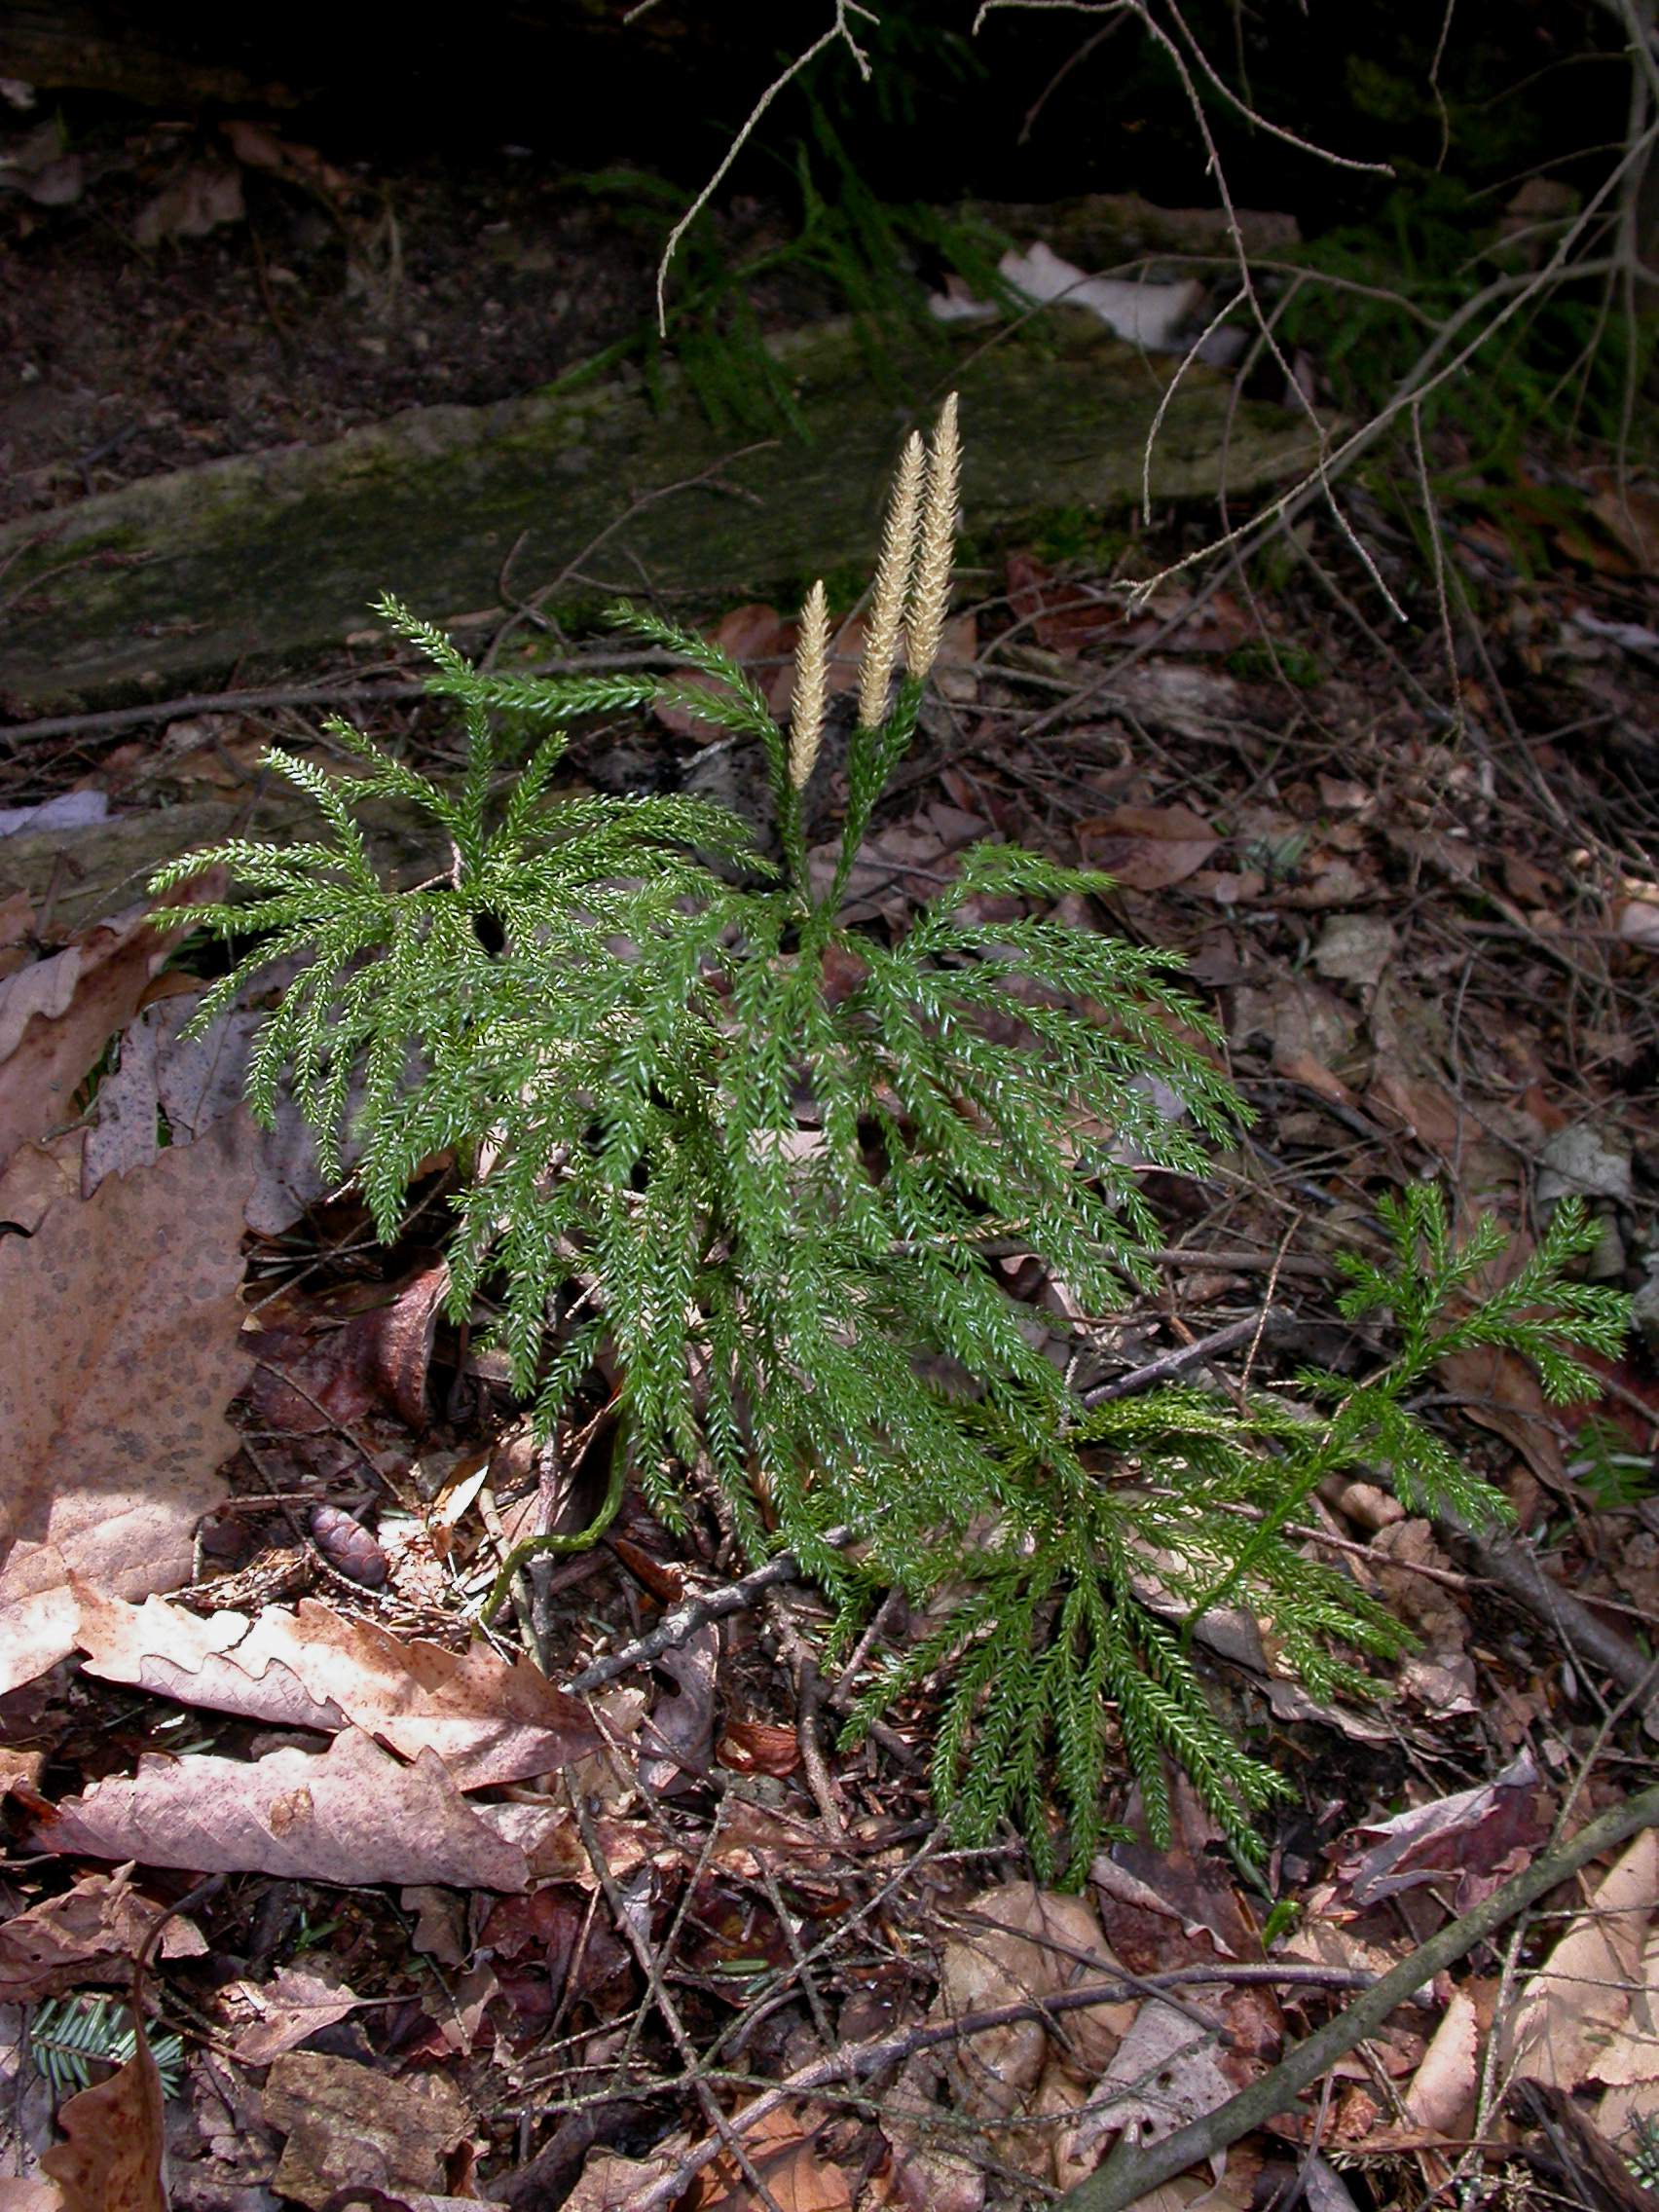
154, 402, 1629, 1872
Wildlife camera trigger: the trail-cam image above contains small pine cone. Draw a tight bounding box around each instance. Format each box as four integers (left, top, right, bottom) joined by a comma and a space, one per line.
309, 1503, 389, 1587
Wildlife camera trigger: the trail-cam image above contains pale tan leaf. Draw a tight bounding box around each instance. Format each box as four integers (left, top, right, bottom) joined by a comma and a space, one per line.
1590, 1928, 1659, 2087
262, 2050, 469, 2211
934, 1885, 1128, 2136
33, 1726, 537, 1891
72, 1590, 603, 1788
1403, 1989, 1479, 2134
38, 2003, 166, 2212
0, 1112, 257, 1691
1502, 1829, 1657, 2087
1072, 1999, 1237, 2180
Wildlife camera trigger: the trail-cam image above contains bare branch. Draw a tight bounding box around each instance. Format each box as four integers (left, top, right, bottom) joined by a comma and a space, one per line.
653, 0, 876, 335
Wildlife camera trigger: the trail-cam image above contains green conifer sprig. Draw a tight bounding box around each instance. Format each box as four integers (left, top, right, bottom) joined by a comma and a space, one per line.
154, 403, 1631, 1869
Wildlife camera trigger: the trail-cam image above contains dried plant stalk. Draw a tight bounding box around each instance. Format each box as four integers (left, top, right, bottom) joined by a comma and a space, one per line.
788, 580, 830, 790
855, 429, 925, 731
904, 392, 960, 683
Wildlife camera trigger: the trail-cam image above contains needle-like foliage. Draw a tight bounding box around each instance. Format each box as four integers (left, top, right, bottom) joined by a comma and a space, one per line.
155, 403, 1630, 1873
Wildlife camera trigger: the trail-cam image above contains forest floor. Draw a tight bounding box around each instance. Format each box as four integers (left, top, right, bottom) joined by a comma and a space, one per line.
4, 93, 1659, 2212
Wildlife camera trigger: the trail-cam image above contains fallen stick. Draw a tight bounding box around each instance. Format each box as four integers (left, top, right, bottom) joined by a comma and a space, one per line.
1080, 1310, 1293, 1407
1455, 1517, 1659, 1712
1052, 1777, 1659, 2212
559, 1529, 853, 1695
0, 651, 681, 749
610, 1969, 1381, 2211
613, 1780, 1659, 2212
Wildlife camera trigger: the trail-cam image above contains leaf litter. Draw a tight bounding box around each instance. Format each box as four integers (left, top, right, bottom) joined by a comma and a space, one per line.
2, 457, 1659, 2212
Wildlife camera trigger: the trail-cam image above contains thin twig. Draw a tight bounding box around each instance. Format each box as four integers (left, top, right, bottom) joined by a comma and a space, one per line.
0, 657, 681, 751
1080, 1310, 1292, 1408
561, 1530, 854, 1695
614, 1966, 1385, 2212
1053, 1779, 1659, 2212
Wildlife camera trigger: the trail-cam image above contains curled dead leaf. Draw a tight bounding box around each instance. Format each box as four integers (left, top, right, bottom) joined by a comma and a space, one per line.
38, 1996, 166, 2212
72, 1588, 603, 1788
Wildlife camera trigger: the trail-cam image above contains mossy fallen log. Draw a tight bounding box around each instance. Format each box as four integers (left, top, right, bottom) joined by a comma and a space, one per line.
0, 315, 1317, 717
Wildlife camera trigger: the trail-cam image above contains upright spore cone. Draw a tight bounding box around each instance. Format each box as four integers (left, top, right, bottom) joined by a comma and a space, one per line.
904, 392, 960, 684
856, 430, 925, 732
789, 580, 830, 791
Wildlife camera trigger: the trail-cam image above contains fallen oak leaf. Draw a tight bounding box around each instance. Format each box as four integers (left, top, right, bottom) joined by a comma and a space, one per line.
71, 1588, 605, 1788
32, 1726, 539, 1891
0, 1111, 259, 1694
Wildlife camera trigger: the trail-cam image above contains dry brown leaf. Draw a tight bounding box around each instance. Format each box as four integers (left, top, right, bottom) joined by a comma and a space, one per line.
1437, 1344, 1567, 1490
1337, 1750, 1547, 1910
0, 886, 213, 1177
262, 2050, 470, 2211
0, 1113, 257, 1694
1228, 975, 1357, 1075
1503, 1828, 1657, 2087
249, 1262, 448, 1434
690, 2101, 876, 2212
0, 1748, 43, 1796
1402, 1989, 1479, 2135
933, 1882, 1129, 2177
638, 1623, 719, 1794
1366, 1070, 1467, 1158
1078, 804, 1221, 891
229, 1961, 364, 2065
38, 1999, 165, 2212
718, 1717, 802, 1778
82, 981, 351, 1235
0, 1132, 82, 1233
34, 1726, 541, 1891
0, 1872, 203, 2004
1367, 1520, 1477, 1716
0, 2183, 63, 2212
72, 1589, 603, 1788
561, 2142, 691, 2212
